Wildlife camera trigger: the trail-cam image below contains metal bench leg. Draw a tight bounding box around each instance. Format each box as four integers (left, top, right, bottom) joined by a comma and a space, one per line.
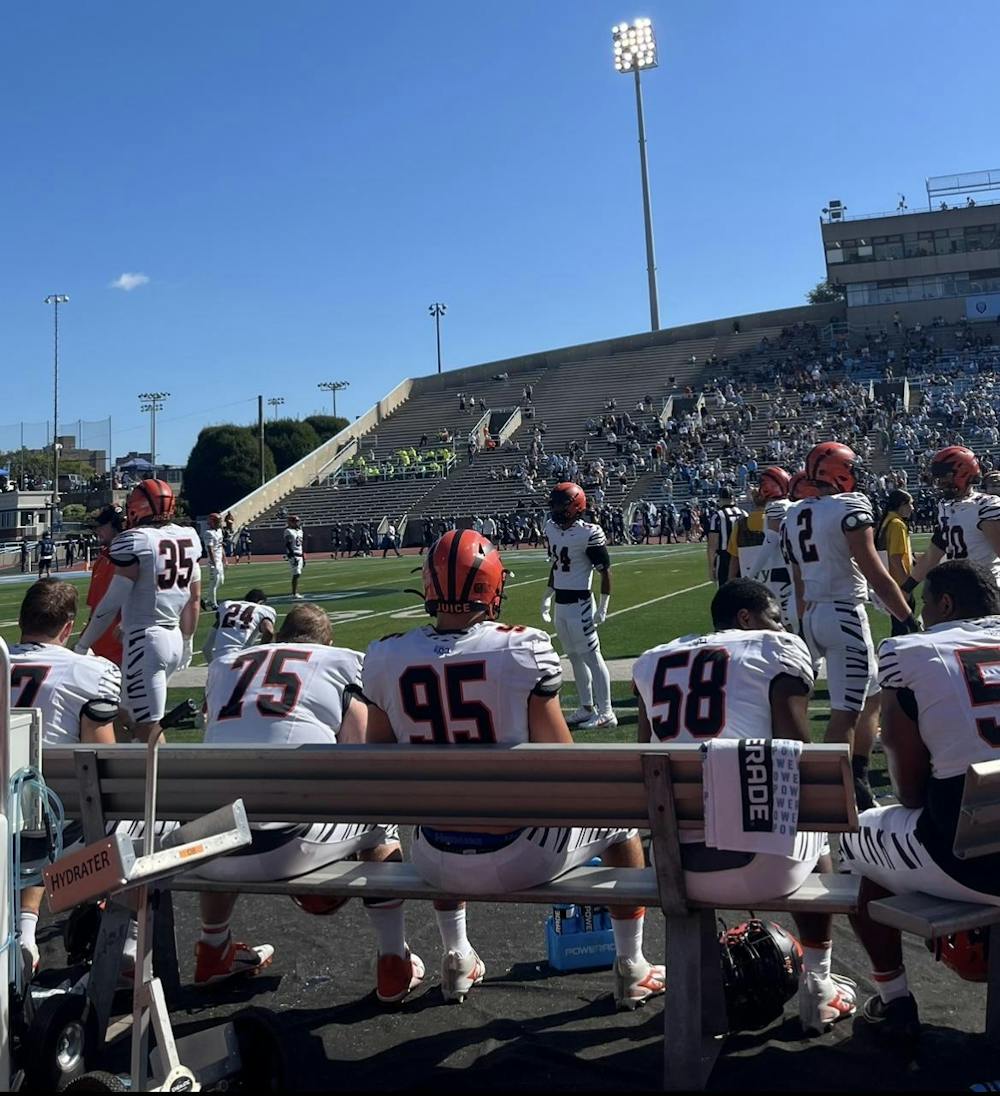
987, 924, 1000, 1046
663, 912, 724, 1090
152, 889, 183, 1007
88, 902, 131, 1050
700, 909, 727, 1038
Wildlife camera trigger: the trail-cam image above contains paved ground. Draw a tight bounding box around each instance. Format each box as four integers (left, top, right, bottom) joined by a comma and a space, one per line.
33, 849, 1000, 1092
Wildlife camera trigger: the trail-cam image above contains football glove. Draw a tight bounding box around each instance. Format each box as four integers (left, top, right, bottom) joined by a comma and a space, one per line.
593, 594, 610, 626
541, 590, 554, 624
178, 634, 193, 671
899, 613, 921, 634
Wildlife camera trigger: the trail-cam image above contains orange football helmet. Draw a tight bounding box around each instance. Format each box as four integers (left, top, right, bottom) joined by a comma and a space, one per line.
549, 482, 587, 524
757, 467, 790, 502
423, 529, 507, 618
930, 445, 980, 496
805, 442, 862, 493
126, 479, 176, 527
788, 472, 819, 501
207, 512, 221, 529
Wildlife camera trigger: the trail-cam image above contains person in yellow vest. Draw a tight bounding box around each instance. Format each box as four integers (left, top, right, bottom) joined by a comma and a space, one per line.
727, 467, 790, 579
876, 489, 914, 637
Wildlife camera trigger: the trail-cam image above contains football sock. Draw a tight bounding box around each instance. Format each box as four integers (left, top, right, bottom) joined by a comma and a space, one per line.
435, 907, 472, 957
611, 910, 645, 964
873, 967, 909, 1004
18, 911, 38, 953
365, 900, 407, 958
801, 941, 832, 981
200, 921, 231, 949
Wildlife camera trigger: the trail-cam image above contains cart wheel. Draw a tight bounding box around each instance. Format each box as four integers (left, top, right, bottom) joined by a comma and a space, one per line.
61, 1071, 127, 1093
23, 993, 96, 1091
63, 903, 101, 966
231, 1007, 288, 1091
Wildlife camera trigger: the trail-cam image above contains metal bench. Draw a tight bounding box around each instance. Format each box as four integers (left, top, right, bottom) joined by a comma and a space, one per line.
45, 741, 860, 1091
867, 759, 1000, 1045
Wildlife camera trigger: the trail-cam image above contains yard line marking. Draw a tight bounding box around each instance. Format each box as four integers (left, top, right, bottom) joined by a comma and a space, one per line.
606, 581, 712, 619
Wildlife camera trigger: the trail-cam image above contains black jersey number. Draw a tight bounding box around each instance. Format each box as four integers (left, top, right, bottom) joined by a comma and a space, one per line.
221, 603, 257, 631
399, 663, 497, 744
947, 525, 969, 559
157, 538, 197, 590
796, 508, 820, 564
957, 646, 1000, 747
11, 665, 50, 708
217, 647, 310, 720
549, 545, 571, 573
648, 648, 729, 740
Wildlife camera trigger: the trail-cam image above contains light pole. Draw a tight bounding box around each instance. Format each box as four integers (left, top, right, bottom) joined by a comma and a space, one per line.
267, 397, 285, 420
317, 381, 350, 420
428, 303, 446, 374
43, 294, 69, 530
612, 18, 660, 331
138, 392, 169, 471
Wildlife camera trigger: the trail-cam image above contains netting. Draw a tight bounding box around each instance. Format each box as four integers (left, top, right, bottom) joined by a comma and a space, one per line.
0, 418, 112, 454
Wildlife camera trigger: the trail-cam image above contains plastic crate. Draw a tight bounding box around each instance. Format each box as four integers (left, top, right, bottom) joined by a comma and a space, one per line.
546, 904, 616, 972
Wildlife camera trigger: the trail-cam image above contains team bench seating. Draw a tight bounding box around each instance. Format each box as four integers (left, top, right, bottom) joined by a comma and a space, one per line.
44, 742, 860, 1091
867, 758, 1000, 1046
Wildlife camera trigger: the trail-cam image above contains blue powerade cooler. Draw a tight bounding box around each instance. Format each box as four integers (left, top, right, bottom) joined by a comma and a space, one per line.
546, 903, 616, 972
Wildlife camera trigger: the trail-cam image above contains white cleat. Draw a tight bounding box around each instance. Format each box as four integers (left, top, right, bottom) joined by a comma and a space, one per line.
577, 710, 618, 730
565, 707, 595, 726
614, 957, 666, 1011
799, 971, 858, 1035
441, 948, 486, 1004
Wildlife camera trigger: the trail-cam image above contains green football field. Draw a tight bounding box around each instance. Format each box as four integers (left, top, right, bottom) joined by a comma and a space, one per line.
0, 536, 930, 750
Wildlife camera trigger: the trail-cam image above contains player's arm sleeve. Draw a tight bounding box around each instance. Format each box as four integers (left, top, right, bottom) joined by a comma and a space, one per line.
81, 659, 122, 723
840, 497, 875, 534
585, 544, 611, 571
768, 633, 815, 692
979, 496, 1000, 528
513, 629, 563, 696
108, 531, 139, 567
876, 637, 910, 691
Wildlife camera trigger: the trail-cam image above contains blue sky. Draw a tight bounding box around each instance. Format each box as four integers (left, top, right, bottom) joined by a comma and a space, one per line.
2, 0, 996, 464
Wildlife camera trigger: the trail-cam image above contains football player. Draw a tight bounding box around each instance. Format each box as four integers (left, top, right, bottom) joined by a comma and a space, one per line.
759, 471, 817, 633
74, 479, 201, 742
203, 512, 225, 610
541, 483, 616, 729
202, 587, 277, 663
781, 444, 918, 812
727, 466, 790, 581
361, 530, 664, 1010
9, 579, 120, 971
37, 531, 55, 578
843, 561, 1000, 1045
633, 578, 856, 1035
284, 515, 305, 599
83, 503, 127, 668
196, 603, 409, 993
902, 447, 1000, 595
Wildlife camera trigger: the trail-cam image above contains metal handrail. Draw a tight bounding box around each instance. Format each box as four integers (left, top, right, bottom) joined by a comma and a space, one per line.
822, 195, 1000, 223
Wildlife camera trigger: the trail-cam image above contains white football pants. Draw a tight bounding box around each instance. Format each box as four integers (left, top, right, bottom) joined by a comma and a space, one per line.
555, 595, 612, 713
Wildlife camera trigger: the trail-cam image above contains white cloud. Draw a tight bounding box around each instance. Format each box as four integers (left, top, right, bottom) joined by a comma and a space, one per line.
110, 272, 150, 292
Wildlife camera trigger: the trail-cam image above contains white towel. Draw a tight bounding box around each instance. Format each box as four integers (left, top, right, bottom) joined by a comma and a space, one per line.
703, 738, 803, 857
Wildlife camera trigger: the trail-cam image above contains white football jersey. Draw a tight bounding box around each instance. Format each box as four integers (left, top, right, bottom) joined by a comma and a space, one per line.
934, 492, 1000, 581
632, 629, 814, 745
781, 493, 874, 603
204, 643, 363, 745
204, 528, 224, 569
210, 600, 278, 661
543, 518, 609, 591
878, 618, 1000, 779
109, 525, 203, 630
284, 527, 304, 557
361, 621, 562, 744
9, 642, 121, 746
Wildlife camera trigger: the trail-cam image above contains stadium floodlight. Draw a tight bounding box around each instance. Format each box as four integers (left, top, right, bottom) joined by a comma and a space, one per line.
138, 392, 169, 471
429, 303, 447, 375
612, 19, 660, 331
318, 380, 350, 419
611, 18, 657, 72
43, 295, 70, 528
267, 396, 286, 420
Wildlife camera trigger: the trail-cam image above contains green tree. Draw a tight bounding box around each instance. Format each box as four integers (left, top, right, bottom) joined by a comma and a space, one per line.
304, 415, 349, 444
806, 280, 846, 304
264, 418, 320, 474
62, 504, 86, 522
183, 426, 276, 516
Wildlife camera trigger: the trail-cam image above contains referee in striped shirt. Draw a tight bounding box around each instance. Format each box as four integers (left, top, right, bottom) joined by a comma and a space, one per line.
707, 488, 747, 587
